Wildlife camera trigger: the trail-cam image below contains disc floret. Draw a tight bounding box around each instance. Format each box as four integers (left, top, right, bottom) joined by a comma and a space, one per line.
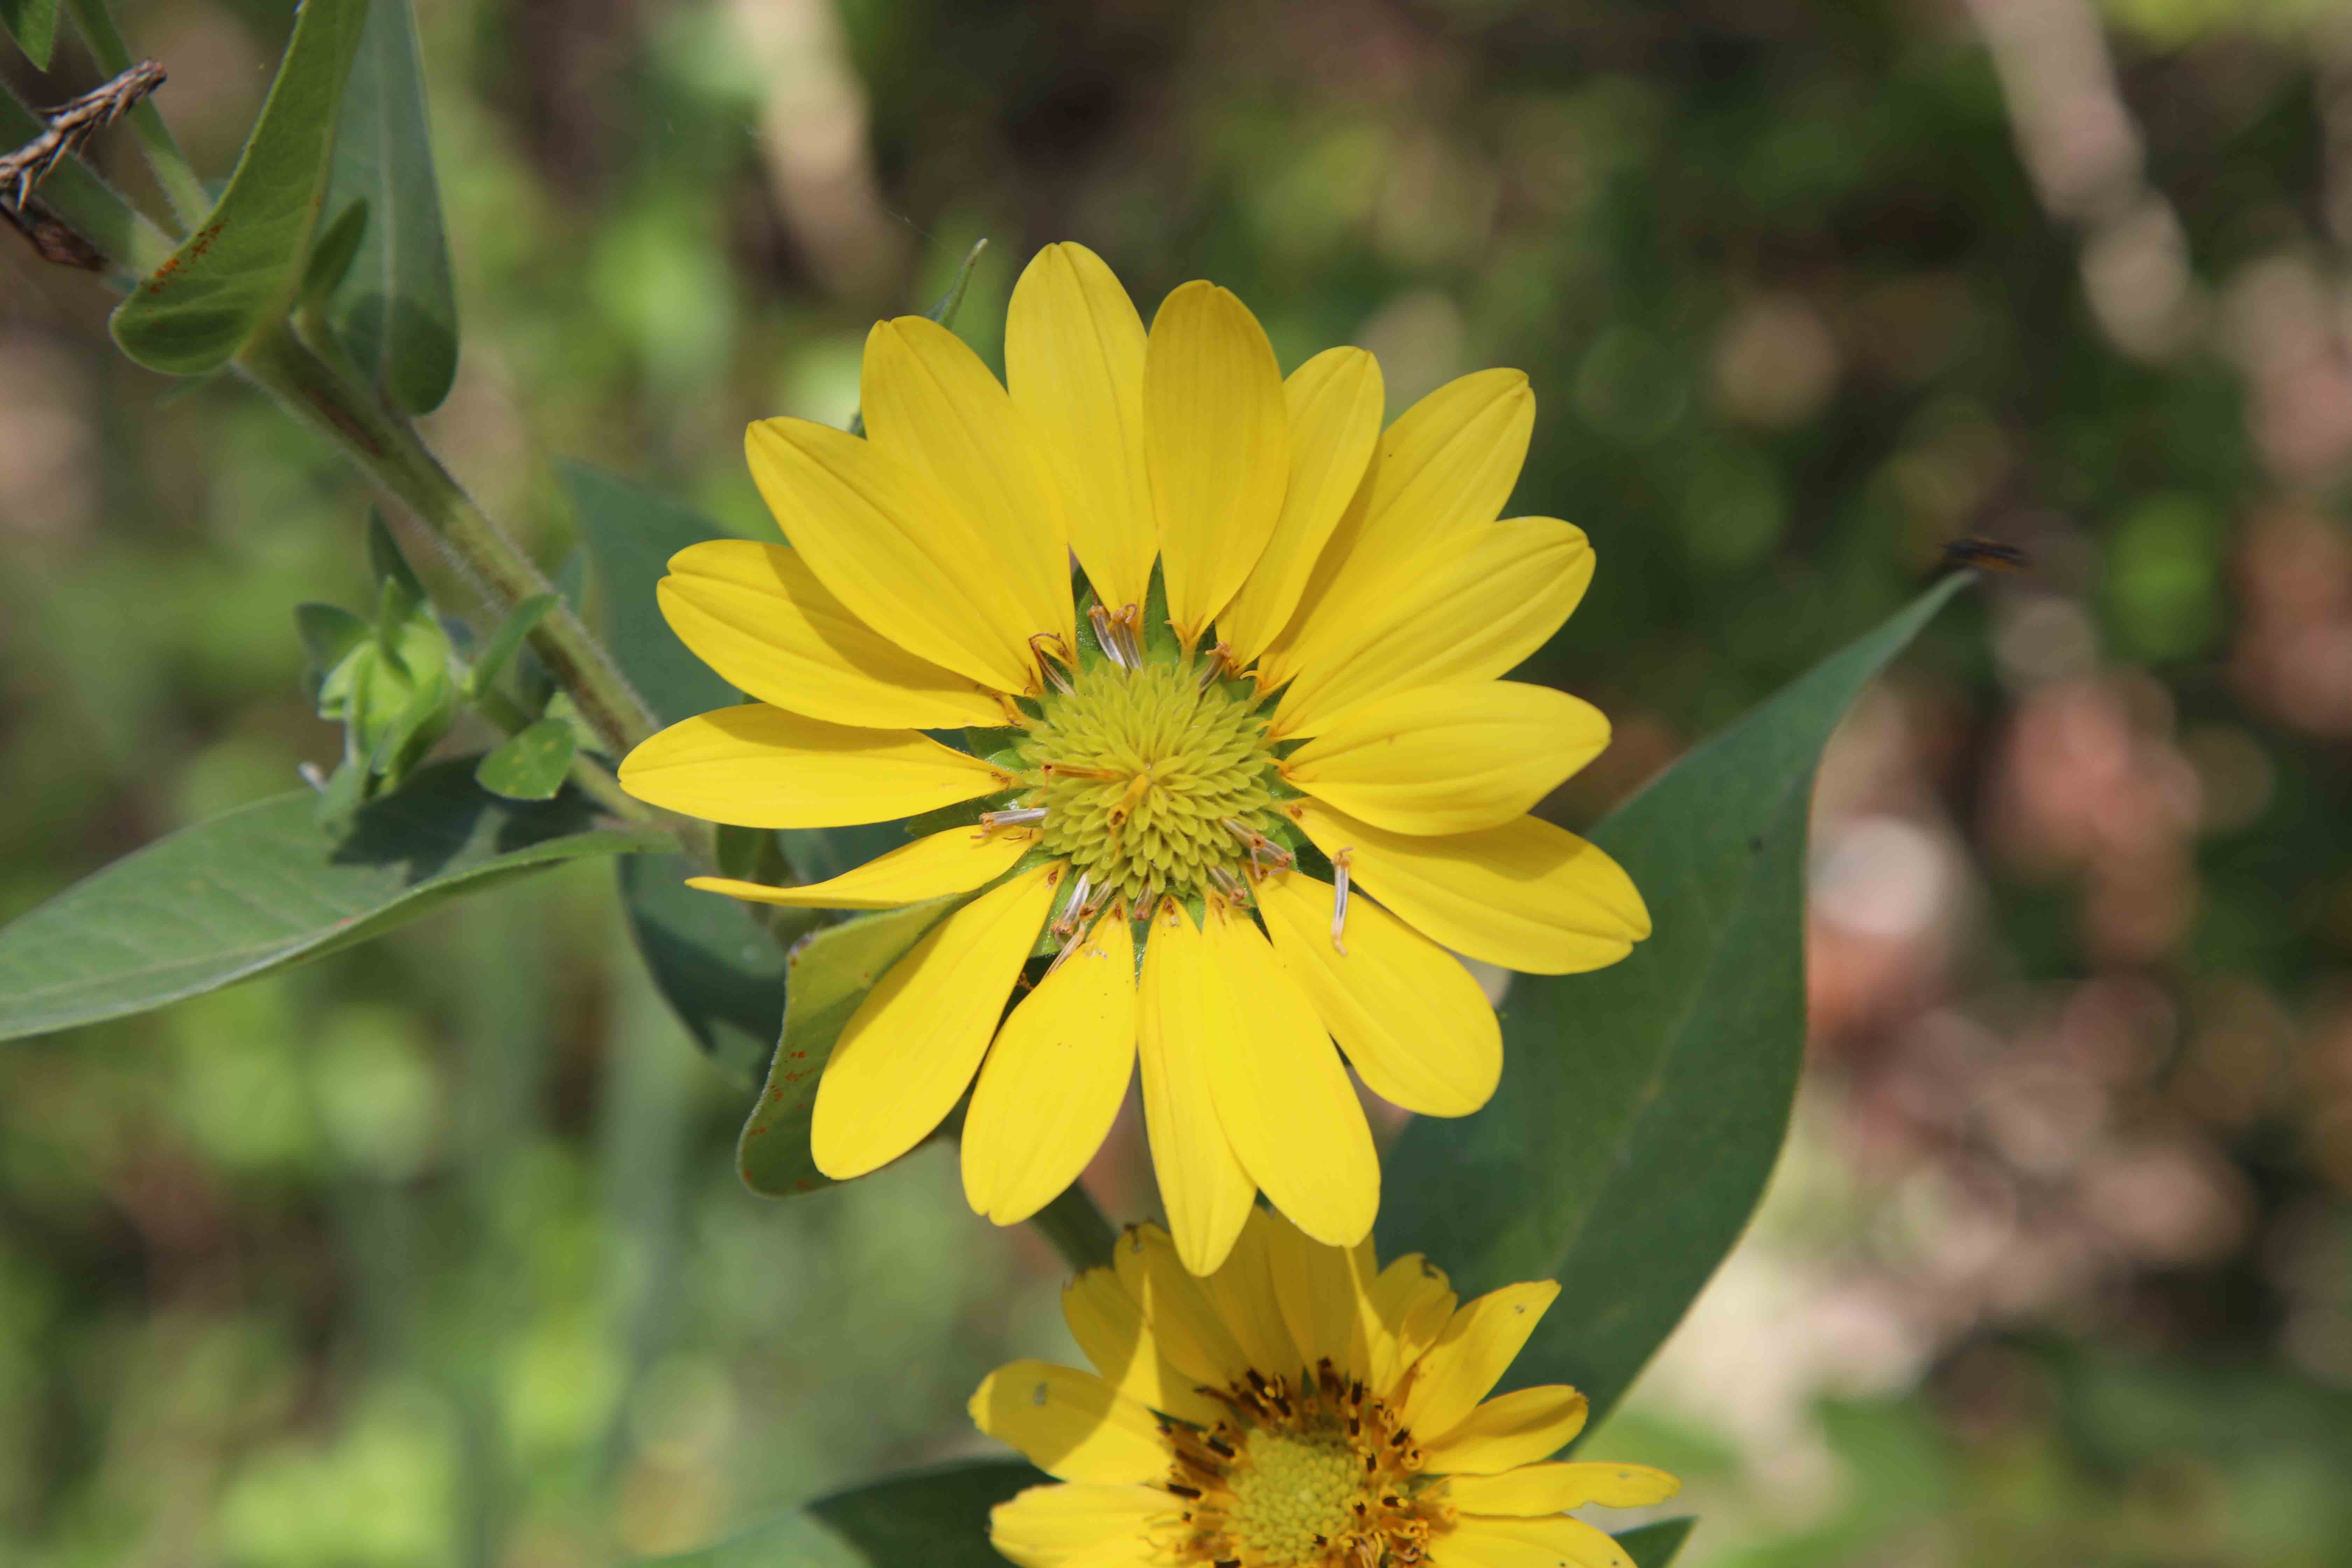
1010, 653, 1287, 909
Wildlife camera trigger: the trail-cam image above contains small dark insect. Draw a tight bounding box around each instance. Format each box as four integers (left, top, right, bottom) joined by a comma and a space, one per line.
1940, 536, 2028, 572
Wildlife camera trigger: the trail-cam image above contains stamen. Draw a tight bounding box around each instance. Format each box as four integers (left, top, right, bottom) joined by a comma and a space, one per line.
1041, 761, 1124, 782
980, 806, 1048, 830
1087, 604, 1133, 671
1111, 604, 1146, 667
1195, 640, 1233, 691
1331, 849, 1353, 955
1208, 866, 1252, 906
1052, 872, 1093, 939
1107, 771, 1155, 827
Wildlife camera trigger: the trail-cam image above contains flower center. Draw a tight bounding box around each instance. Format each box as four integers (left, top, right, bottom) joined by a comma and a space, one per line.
1165, 1363, 1447, 1568
1011, 657, 1287, 910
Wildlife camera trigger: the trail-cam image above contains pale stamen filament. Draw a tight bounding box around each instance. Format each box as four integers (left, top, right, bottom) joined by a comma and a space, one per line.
1052, 871, 1093, 940
1029, 632, 1075, 695
1087, 604, 1133, 671
1331, 849, 1354, 955
1208, 865, 1252, 907
1110, 603, 1145, 668
980, 806, 1048, 831
1195, 640, 1234, 691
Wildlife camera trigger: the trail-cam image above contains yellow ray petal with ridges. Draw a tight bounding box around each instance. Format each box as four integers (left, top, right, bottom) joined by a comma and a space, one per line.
808, 864, 1057, 1177
1144, 281, 1292, 644
1432, 1514, 1633, 1568
1198, 1207, 1296, 1377
1400, 1281, 1560, 1440
1112, 1224, 1254, 1387
1286, 800, 1650, 975
1267, 368, 1533, 685
618, 706, 1011, 828
1263, 1212, 1372, 1380
1007, 242, 1156, 612
656, 540, 1003, 731
962, 912, 1137, 1224
1273, 518, 1592, 739
1256, 870, 1501, 1117
1283, 681, 1611, 836
1216, 347, 1384, 669
1196, 907, 1379, 1249
988, 1483, 1175, 1568
745, 417, 1036, 694
1060, 1267, 1226, 1429
1361, 1253, 1457, 1397
967, 1360, 1171, 1484
860, 316, 1077, 657
686, 825, 1029, 909
1419, 1385, 1590, 1476
1136, 903, 1256, 1275
1446, 1462, 1682, 1515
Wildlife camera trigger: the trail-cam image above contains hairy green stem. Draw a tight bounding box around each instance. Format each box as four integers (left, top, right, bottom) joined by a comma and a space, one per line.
65, 0, 209, 233
1029, 1182, 1119, 1273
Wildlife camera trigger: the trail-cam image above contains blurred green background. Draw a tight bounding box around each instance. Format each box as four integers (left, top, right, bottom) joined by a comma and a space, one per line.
8, 0, 2352, 1561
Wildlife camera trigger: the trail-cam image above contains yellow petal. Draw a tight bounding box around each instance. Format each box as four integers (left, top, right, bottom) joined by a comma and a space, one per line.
1112, 1224, 1254, 1388
860, 316, 1077, 658
1269, 369, 1534, 684
808, 864, 1057, 1178
1273, 519, 1592, 739
656, 540, 1003, 730
967, 1360, 1171, 1484
1401, 1282, 1560, 1440
1419, 1386, 1590, 1476
618, 706, 1011, 828
686, 825, 1029, 909
1362, 1253, 1457, 1397
1007, 243, 1156, 612
1432, 1515, 1632, 1568
1284, 801, 1650, 975
1446, 1463, 1682, 1516
1136, 903, 1256, 1275
1143, 281, 1291, 644
1283, 682, 1611, 836
1256, 870, 1500, 1118
1197, 908, 1379, 1249
962, 913, 1137, 1225
746, 417, 1036, 694
1261, 1210, 1371, 1381
1060, 1267, 1226, 1428
988, 1483, 1173, 1568
1217, 348, 1384, 668
1198, 1207, 1298, 1378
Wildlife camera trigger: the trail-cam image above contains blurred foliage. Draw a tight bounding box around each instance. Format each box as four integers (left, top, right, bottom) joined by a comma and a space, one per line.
6, 0, 2352, 1562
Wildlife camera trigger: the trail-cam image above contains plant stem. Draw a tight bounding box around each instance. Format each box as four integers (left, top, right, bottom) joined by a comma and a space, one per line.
1029, 1182, 1119, 1272
235, 320, 660, 763
65, 0, 209, 234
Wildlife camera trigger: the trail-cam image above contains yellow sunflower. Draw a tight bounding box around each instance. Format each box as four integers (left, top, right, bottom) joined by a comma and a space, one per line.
616, 242, 1648, 1272
970, 1210, 1679, 1568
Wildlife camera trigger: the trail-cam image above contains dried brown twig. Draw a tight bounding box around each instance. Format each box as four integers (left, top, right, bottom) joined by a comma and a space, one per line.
0, 59, 167, 270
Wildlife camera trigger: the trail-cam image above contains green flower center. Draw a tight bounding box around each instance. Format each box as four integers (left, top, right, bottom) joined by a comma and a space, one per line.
1224, 1427, 1365, 1567
1010, 657, 1284, 910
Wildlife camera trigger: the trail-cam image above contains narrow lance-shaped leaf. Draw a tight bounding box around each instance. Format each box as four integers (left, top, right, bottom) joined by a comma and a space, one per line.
110, 0, 370, 374
319, 0, 458, 412
0, 759, 667, 1044
1376, 576, 1971, 1429
0, 0, 61, 71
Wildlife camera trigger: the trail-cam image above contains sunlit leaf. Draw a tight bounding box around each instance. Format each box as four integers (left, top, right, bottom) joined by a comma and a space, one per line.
475, 716, 578, 801
0, 759, 666, 1044
109, 0, 369, 374
320, 0, 458, 412
1377, 576, 1970, 1428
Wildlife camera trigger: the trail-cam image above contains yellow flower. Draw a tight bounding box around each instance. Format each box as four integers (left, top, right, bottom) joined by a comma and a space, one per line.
969, 1211, 1679, 1568
617, 242, 1649, 1271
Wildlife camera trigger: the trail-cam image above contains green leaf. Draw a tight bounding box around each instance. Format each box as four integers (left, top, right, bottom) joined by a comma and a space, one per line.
367, 508, 427, 613
0, 0, 60, 70
300, 197, 368, 307
617, 853, 792, 1084
108, 0, 369, 375
0, 759, 666, 1044
557, 460, 738, 726
1619, 1517, 1697, 1567
737, 896, 960, 1197
319, 0, 458, 412
474, 716, 577, 801
294, 601, 370, 672
1376, 577, 1969, 1429
645, 1459, 1043, 1567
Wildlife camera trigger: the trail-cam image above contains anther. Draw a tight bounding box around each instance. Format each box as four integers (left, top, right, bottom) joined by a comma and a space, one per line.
1167, 1483, 1200, 1499
1195, 640, 1233, 691
1331, 848, 1354, 955
1208, 866, 1252, 906
1111, 604, 1145, 667
1087, 604, 1133, 671
1052, 873, 1092, 939
980, 807, 1047, 831
1041, 761, 1124, 782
